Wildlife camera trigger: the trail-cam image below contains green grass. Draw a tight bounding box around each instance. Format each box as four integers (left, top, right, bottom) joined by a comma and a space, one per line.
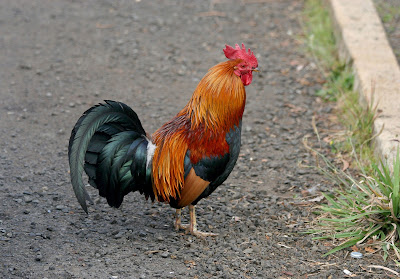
374, 0, 400, 61
302, 0, 377, 165
302, 0, 400, 260
305, 146, 400, 260
375, 1, 400, 25
315, 65, 353, 102
337, 90, 379, 170
302, 0, 337, 71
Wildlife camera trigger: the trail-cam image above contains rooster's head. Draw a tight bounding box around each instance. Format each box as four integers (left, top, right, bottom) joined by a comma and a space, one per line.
223, 43, 258, 86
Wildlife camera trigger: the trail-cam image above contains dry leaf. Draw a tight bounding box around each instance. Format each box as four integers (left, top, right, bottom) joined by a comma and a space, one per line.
285, 103, 305, 114
280, 40, 290, 47
298, 78, 311, 86
281, 68, 290, 75
342, 159, 350, 172
323, 136, 332, 143
308, 195, 325, 202
351, 246, 359, 252
364, 246, 376, 253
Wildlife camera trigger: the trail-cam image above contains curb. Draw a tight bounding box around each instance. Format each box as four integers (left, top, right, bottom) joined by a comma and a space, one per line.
327, 0, 400, 165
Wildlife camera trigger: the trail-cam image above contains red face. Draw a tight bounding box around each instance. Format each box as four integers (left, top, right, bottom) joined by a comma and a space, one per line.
223, 44, 258, 86
233, 61, 259, 86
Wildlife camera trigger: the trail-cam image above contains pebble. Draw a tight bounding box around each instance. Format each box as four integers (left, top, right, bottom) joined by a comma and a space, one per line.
35, 254, 43, 261
55, 205, 65, 210
243, 248, 253, 254
113, 231, 125, 239
160, 251, 169, 258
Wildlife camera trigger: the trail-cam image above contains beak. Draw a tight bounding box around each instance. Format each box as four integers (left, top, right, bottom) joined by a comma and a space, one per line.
252, 68, 260, 72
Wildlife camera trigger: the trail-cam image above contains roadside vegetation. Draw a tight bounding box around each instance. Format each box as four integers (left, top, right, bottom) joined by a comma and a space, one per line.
302, 0, 400, 261
374, 0, 400, 61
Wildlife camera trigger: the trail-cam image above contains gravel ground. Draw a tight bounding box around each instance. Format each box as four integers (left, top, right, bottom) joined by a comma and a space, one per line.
0, 1, 398, 278
374, 0, 400, 64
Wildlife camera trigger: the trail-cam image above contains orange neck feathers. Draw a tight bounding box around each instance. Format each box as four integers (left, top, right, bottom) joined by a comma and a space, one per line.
185, 59, 246, 132
151, 60, 246, 202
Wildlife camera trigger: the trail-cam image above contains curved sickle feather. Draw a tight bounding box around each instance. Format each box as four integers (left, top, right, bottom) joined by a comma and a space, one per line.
68, 101, 145, 212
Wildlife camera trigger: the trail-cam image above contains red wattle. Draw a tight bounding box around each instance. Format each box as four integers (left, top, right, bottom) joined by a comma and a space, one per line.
241, 73, 253, 86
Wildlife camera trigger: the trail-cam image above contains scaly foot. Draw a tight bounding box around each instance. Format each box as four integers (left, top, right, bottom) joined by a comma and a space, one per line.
174, 206, 218, 237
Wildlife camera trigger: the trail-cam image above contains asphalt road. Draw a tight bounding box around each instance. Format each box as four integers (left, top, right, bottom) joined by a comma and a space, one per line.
0, 1, 395, 278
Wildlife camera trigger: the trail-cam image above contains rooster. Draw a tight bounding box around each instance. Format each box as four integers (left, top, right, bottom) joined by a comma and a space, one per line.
68, 44, 258, 237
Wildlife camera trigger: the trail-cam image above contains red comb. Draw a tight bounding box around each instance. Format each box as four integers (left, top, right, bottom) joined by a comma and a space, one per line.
223, 43, 257, 66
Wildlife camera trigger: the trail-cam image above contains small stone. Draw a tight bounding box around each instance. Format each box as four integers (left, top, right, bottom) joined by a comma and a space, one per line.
343, 269, 352, 275
19, 64, 32, 70
17, 175, 29, 182
297, 169, 308, 175
57, 129, 65, 135
93, 213, 102, 220
243, 248, 253, 254
55, 205, 65, 210
156, 235, 164, 241
160, 251, 169, 258
113, 231, 125, 239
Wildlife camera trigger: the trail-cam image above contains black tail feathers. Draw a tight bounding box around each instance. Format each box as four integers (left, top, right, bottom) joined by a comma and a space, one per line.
68, 100, 153, 212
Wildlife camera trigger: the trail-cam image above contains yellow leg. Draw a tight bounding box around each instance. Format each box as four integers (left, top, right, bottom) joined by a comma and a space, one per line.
174, 205, 218, 237
189, 205, 218, 237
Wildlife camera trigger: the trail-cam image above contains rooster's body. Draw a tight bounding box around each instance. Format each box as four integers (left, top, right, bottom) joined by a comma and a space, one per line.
68, 44, 258, 236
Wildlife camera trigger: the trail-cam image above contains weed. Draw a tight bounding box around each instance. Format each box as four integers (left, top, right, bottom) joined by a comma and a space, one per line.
305, 143, 400, 260
302, 0, 336, 72
302, 0, 377, 165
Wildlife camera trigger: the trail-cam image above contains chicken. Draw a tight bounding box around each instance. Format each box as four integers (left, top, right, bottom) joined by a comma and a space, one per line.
68, 43, 258, 237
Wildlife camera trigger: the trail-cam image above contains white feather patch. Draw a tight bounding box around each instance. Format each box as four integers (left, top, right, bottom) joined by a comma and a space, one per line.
146, 139, 157, 168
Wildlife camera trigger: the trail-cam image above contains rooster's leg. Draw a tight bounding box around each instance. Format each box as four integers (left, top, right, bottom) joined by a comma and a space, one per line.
174, 209, 185, 231
188, 205, 218, 237
174, 207, 217, 237
174, 208, 191, 231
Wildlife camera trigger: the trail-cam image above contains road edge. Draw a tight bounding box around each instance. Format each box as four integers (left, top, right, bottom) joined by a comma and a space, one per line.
327, 0, 400, 166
